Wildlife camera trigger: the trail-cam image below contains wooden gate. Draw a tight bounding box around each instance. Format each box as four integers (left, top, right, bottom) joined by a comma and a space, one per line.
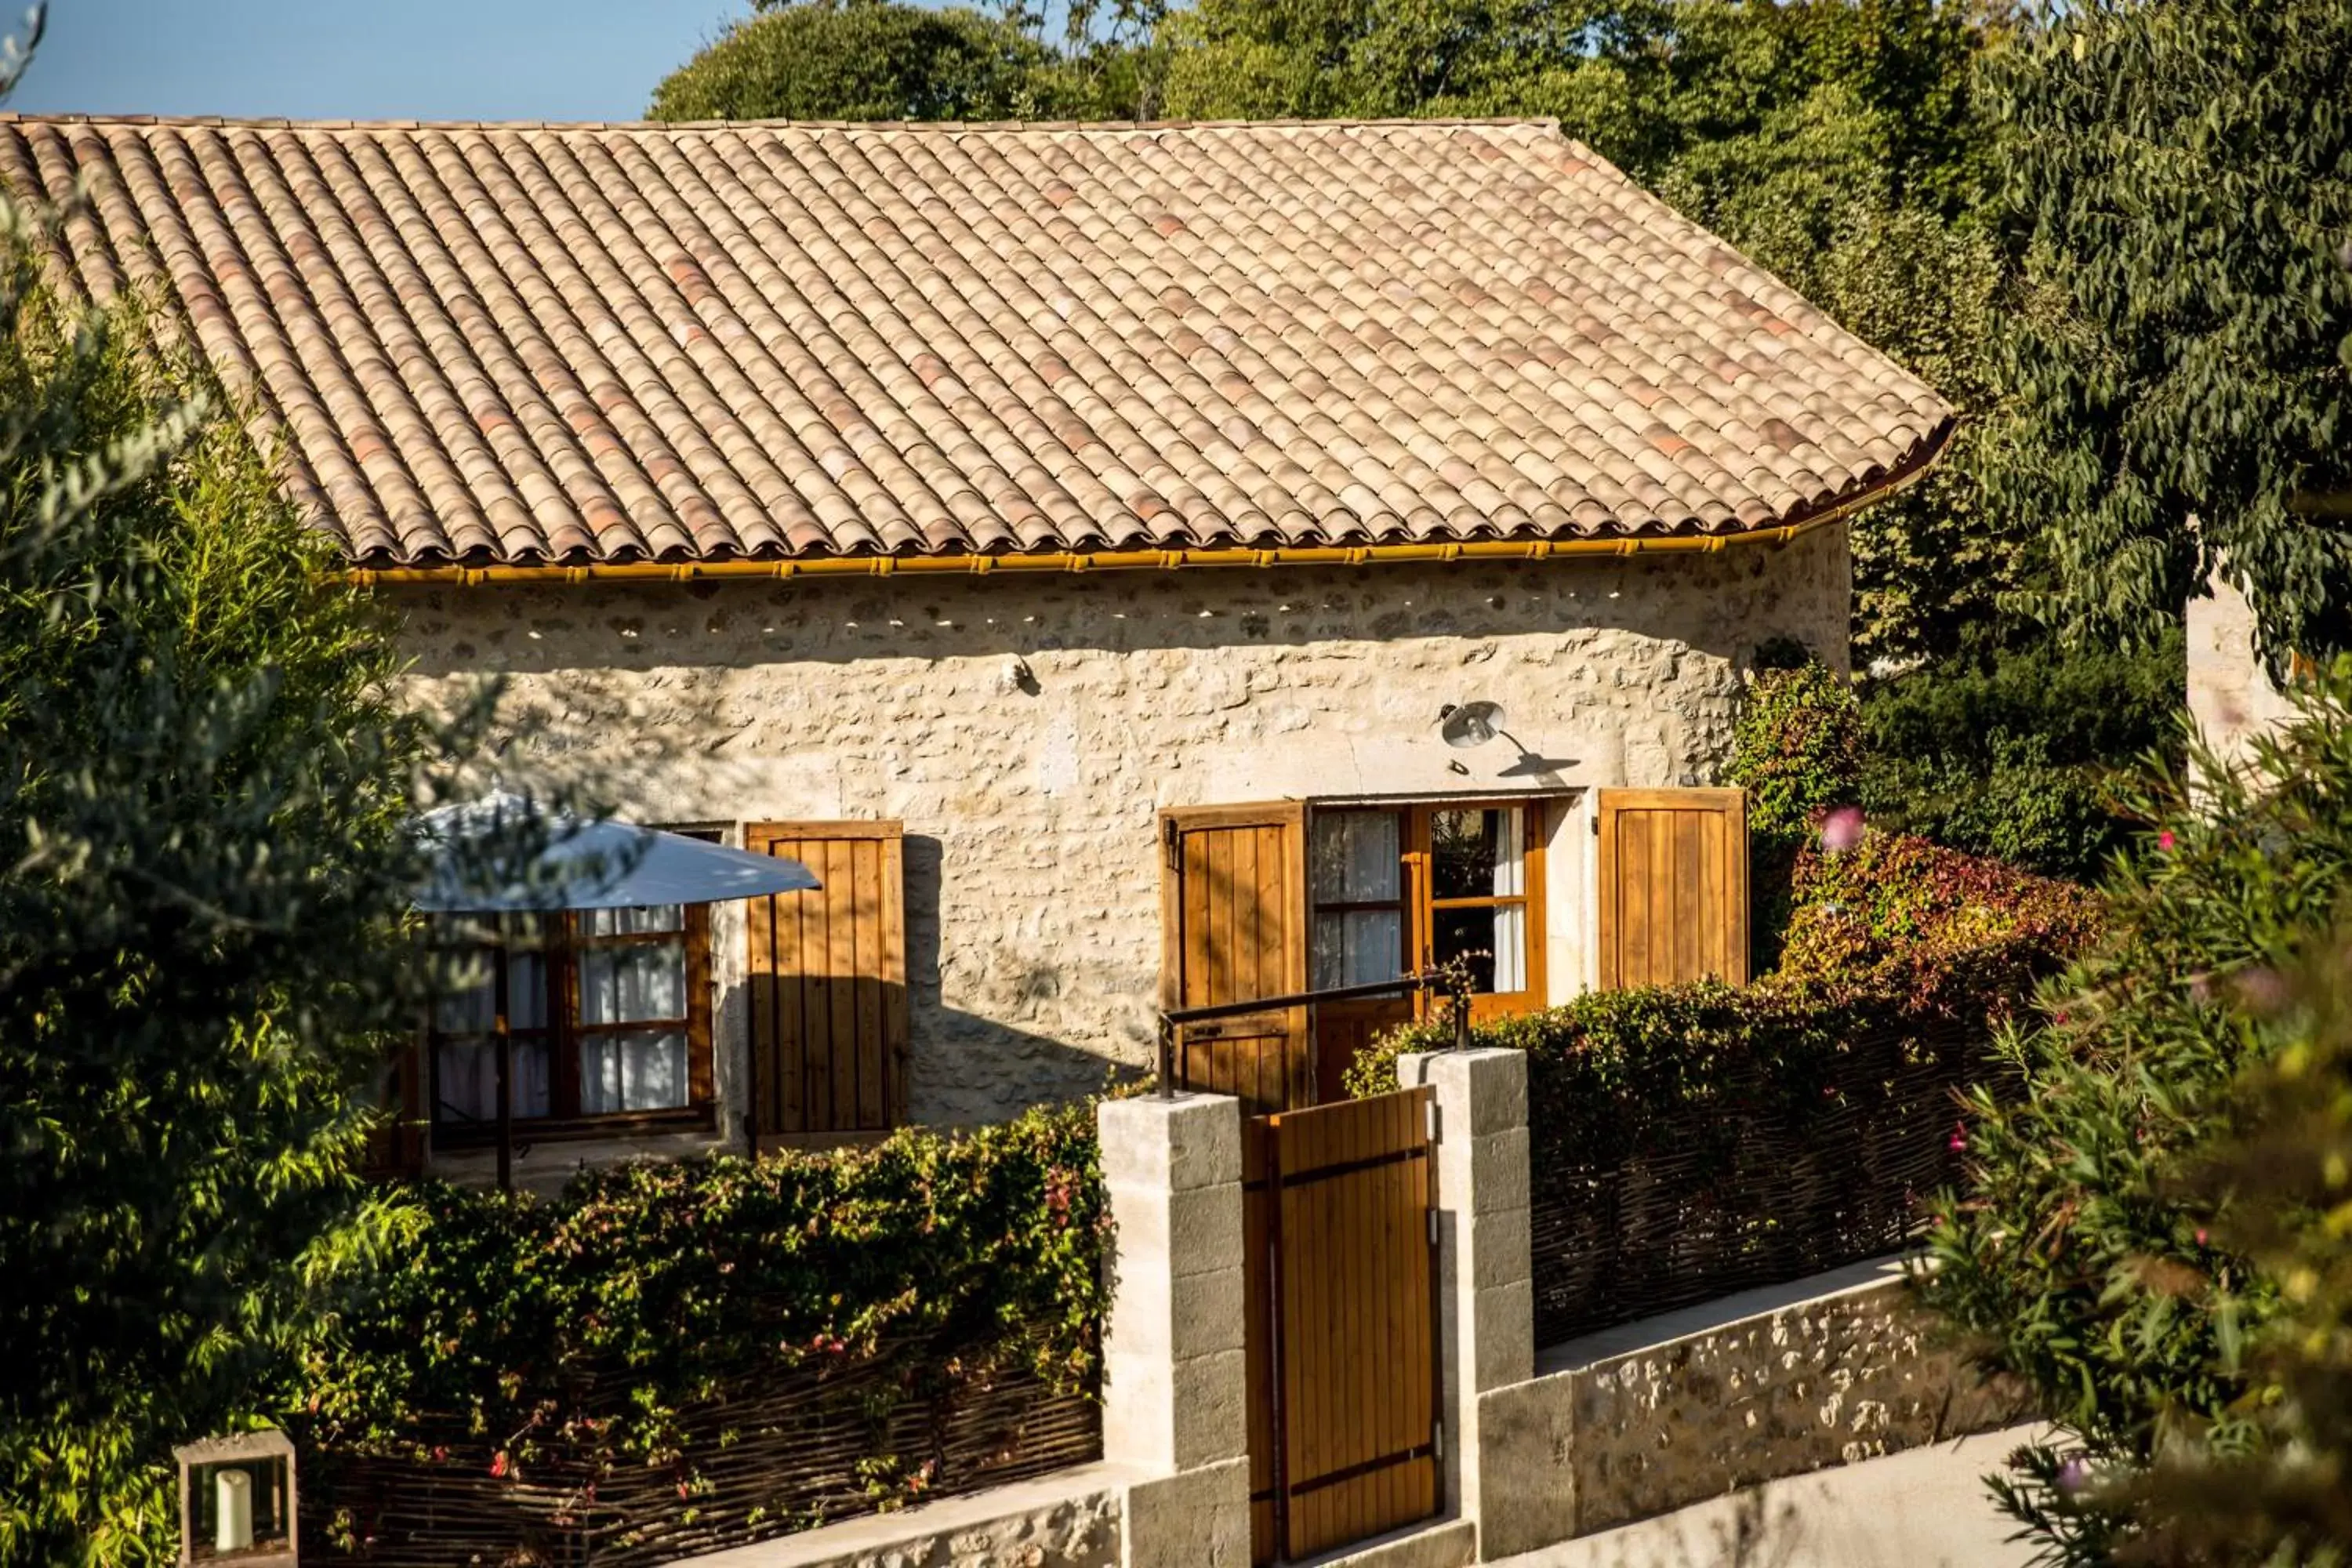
1242, 1087, 1441, 1564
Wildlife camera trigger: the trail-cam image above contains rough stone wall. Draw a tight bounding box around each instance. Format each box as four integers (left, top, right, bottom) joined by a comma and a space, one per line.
1565, 1276, 2034, 1535
686, 1471, 1123, 1568
2188, 567, 2298, 775
393, 528, 1846, 1140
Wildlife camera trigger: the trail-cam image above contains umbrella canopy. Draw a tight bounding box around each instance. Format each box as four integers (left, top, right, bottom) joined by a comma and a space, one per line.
413, 793, 820, 913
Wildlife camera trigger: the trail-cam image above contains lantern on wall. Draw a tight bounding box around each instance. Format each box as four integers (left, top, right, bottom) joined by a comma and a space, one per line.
173, 1430, 296, 1566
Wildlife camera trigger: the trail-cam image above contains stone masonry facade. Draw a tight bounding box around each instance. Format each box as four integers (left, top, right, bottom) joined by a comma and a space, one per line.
394, 527, 1846, 1152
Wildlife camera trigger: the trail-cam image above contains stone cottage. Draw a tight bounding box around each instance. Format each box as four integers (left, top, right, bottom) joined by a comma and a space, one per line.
4, 114, 1951, 1181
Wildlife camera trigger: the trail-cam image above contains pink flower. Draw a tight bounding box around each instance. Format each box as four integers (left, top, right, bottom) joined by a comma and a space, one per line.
1819, 805, 1866, 853
489, 1453, 509, 1479
2158, 829, 2176, 851
2195, 1229, 2209, 1247
1947, 1123, 1969, 1152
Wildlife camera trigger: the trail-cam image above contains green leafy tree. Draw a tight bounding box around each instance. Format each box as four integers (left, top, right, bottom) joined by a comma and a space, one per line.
2090, 922, 2352, 1566
1919, 666, 2352, 1566
0, 43, 466, 1560
650, 0, 1163, 125
1983, 0, 2352, 665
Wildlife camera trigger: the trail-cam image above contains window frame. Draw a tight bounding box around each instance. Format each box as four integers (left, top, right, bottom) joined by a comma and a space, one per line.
423, 902, 716, 1148
1305, 797, 1551, 1022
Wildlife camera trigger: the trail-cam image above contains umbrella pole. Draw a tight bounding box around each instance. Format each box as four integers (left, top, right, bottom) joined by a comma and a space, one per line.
493, 913, 513, 1192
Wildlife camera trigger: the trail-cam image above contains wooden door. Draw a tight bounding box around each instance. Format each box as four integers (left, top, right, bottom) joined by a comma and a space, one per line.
1243, 1087, 1441, 1564
1160, 804, 1310, 1114
1595, 788, 1749, 989
745, 822, 908, 1147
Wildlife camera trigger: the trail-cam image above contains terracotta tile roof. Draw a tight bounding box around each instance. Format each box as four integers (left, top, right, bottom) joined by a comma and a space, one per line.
0, 114, 1951, 568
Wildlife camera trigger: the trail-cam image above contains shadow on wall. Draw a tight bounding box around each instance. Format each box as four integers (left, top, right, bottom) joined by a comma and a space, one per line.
904, 834, 1152, 1123
746, 834, 1146, 1137
393, 551, 1833, 680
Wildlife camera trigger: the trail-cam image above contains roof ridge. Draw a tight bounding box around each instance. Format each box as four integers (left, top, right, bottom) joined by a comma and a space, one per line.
0, 111, 1567, 136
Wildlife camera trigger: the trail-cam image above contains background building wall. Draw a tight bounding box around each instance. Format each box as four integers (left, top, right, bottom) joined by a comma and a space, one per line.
393, 528, 1846, 1150
2187, 566, 2299, 775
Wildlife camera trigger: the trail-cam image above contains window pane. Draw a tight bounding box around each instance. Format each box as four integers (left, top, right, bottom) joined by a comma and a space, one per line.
1430, 808, 1526, 900
580, 905, 684, 937
431, 946, 547, 1033
578, 935, 687, 1025
1312, 909, 1404, 988
579, 1030, 690, 1113
433, 1037, 550, 1123
1311, 811, 1401, 903
1431, 904, 1527, 996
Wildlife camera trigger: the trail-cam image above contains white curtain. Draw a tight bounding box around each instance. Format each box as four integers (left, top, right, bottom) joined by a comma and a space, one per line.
434, 1038, 550, 1122
1312, 812, 1404, 987
579, 1031, 690, 1113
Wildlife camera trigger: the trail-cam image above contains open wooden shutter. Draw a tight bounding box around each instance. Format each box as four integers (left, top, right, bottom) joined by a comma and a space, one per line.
1160, 804, 1310, 1113
746, 822, 908, 1147
1596, 788, 1749, 989
362, 1044, 426, 1179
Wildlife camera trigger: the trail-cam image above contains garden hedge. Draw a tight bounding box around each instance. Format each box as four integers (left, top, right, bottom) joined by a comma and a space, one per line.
292, 1105, 1107, 1564
1351, 833, 2097, 1342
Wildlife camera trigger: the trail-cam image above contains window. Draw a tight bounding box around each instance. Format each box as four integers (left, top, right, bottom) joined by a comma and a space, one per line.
1311, 810, 1405, 989
1428, 807, 1530, 996
425, 904, 713, 1142
1306, 800, 1548, 1011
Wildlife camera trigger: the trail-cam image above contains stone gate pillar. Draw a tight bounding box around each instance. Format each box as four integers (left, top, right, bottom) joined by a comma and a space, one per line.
1399, 1048, 1536, 1540
1098, 1092, 1252, 1568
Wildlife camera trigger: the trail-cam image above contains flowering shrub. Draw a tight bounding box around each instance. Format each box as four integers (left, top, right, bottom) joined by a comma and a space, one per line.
1345, 829, 2097, 1339
1920, 665, 2352, 1565
1726, 661, 1867, 849
291, 1105, 1105, 1552
1777, 830, 2101, 982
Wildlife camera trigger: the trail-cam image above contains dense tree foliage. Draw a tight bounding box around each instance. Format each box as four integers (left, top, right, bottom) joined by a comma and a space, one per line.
1982, 0, 2352, 664
1920, 667, 2352, 1565
1858, 630, 2184, 883
2108, 921, 2352, 1565
650, 0, 1163, 125
652, 1, 1059, 123
0, 124, 464, 1566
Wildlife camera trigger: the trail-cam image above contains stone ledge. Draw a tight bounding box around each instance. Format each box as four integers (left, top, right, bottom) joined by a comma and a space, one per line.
675, 1461, 1139, 1568
1291, 1517, 1477, 1568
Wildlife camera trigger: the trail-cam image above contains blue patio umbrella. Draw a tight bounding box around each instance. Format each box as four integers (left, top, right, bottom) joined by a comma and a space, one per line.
414, 792, 821, 912
412, 793, 821, 1185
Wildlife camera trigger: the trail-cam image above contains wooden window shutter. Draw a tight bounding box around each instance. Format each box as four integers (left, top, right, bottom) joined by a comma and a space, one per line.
1158, 803, 1311, 1112
745, 822, 908, 1145
363, 1043, 426, 1179
1595, 788, 1749, 989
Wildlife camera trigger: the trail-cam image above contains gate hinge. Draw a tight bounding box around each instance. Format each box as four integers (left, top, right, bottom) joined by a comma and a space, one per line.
1427, 1209, 1440, 1247
1425, 1098, 1439, 1142
1433, 1421, 1444, 1459
1592, 811, 1602, 836
1161, 816, 1181, 869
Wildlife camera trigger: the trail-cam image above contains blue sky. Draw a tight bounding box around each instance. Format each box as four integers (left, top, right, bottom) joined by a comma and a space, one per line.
8, 0, 764, 122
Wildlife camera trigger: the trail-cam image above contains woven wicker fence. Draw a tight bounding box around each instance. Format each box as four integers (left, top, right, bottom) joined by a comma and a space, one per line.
1529, 1014, 1986, 1347
300, 1341, 1099, 1566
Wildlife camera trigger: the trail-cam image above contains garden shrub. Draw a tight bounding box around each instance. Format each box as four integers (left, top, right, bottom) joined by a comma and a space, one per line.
1726, 659, 1867, 969
292, 1105, 1107, 1555
1919, 664, 2352, 1566
1777, 831, 2101, 982
1858, 630, 2185, 883
1346, 829, 2095, 1340
1725, 660, 1867, 851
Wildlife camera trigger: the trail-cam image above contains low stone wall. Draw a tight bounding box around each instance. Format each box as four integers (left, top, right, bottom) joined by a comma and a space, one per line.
1475, 1257, 2034, 1551
677, 1463, 1127, 1568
